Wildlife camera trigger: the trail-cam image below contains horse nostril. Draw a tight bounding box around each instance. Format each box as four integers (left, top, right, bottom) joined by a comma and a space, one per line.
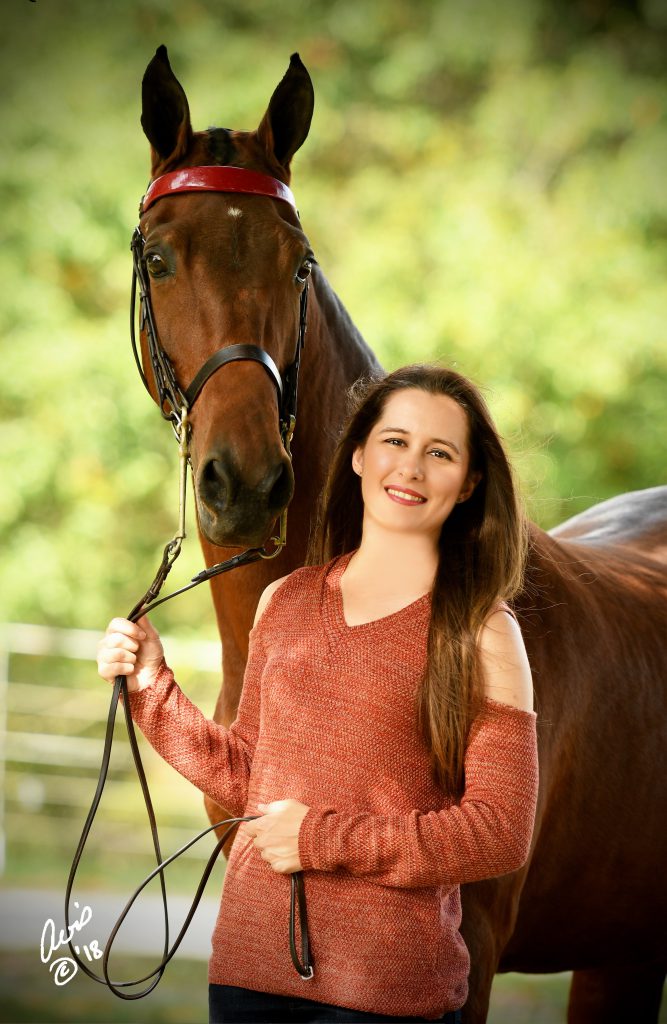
198, 452, 292, 518
265, 462, 292, 514
200, 457, 230, 509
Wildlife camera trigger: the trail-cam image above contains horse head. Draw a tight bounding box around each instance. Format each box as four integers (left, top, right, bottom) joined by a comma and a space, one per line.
137, 45, 315, 549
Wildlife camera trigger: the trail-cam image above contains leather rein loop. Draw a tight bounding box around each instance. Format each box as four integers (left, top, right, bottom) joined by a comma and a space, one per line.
66, 166, 314, 996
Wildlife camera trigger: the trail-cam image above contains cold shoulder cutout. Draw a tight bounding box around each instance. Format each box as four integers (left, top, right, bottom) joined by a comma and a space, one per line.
479, 601, 534, 713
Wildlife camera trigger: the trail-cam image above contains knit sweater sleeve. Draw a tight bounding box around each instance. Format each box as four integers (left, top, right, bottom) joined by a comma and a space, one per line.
123, 626, 265, 817
298, 698, 538, 889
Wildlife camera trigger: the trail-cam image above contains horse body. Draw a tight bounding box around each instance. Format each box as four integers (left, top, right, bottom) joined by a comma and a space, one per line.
462, 490, 667, 1022
136, 47, 666, 1024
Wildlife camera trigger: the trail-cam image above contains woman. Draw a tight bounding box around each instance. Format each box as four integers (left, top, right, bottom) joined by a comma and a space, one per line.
97, 364, 539, 1024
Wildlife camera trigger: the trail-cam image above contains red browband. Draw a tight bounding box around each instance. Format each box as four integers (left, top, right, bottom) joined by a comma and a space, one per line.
141, 166, 297, 214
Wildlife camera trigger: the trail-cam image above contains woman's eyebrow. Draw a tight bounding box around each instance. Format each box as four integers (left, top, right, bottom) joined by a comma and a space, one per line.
377, 427, 461, 455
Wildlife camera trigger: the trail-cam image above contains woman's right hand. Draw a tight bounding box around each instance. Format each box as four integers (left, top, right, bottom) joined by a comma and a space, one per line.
97, 615, 164, 692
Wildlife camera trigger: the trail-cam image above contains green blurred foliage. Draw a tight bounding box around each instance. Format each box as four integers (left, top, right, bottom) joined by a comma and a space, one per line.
1, 0, 665, 632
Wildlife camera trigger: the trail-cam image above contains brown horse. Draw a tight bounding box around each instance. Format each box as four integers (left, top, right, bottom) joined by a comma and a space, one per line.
136, 47, 667, 1024
463, 489, 667, 1023
137, 45, 380, 720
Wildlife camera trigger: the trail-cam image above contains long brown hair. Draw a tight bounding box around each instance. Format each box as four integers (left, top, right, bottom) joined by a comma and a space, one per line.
306, 364, 528, 798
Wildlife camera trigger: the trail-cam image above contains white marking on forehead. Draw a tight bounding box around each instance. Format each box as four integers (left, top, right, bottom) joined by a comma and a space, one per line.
227, 206, 243, 218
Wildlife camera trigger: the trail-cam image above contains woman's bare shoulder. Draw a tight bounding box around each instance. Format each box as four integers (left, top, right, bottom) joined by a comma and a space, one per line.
477, 607, 534, 712
253, 574, 293, 628
252, 562, 326, 629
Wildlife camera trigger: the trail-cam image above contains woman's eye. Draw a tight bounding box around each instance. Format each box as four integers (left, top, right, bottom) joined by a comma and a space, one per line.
430, 449, 452, 460
145, 253, 168, 277
296, 258, 314, 284
385, 438, 405, 446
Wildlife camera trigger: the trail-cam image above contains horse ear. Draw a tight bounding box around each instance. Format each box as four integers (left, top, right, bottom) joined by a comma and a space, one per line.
256, 53, 314, 172
141, 45, 193, 172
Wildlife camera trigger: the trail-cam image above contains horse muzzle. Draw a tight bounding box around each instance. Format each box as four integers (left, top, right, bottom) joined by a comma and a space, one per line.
195, 448, 295, 547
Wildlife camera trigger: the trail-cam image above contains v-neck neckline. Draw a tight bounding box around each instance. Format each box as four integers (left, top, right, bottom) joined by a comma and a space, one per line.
322, 549, 432, 640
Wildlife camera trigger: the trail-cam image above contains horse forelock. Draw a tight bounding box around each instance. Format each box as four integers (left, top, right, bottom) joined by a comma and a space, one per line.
205, 127, 237, 165
150, 127, 294, 195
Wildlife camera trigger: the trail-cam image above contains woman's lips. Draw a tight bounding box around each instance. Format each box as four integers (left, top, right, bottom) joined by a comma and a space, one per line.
385, 486, 427, 506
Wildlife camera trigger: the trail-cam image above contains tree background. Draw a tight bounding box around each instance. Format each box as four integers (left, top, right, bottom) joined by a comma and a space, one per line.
2, 0, 665, 634
1, 3, 666, 1021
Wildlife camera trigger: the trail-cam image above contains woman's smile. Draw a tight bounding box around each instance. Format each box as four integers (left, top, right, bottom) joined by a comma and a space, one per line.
385, 486, 427, 505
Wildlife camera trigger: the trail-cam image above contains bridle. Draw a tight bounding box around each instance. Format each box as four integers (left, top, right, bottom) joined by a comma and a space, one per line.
130, 166, 306, 443
128, 165, 309, 597
66, 165, 314, 997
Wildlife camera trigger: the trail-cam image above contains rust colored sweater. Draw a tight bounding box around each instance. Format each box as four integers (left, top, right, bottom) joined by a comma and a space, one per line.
127, 550, 539, 1019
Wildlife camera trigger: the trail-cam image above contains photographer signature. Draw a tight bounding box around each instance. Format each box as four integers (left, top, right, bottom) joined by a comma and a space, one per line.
40, 902, 102, 986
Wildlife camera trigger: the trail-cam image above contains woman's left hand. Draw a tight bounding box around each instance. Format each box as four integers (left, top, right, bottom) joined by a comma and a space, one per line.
241, 799, 310, 874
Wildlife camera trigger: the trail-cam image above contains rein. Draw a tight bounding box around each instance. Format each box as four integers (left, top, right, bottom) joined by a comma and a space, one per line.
65, 166, 314, 997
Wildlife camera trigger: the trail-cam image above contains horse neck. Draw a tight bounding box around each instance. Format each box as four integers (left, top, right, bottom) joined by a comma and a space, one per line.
297, 268, 382, 431
263, 268, 380, 567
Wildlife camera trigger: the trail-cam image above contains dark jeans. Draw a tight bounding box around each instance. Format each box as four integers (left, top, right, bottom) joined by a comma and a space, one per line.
209, 983, 463, 1023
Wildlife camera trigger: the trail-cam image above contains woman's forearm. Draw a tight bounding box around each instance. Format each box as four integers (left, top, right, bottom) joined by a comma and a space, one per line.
298, 700, 539, 888
125, 660, 256, 816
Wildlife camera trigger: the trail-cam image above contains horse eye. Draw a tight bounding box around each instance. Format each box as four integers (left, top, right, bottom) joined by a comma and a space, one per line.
145, 253, 168, 277
296, 258, 313, 284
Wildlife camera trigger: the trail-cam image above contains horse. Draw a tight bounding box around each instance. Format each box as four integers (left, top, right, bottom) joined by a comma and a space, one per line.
135, 46, 667, 1024
463, 488, 667, 1023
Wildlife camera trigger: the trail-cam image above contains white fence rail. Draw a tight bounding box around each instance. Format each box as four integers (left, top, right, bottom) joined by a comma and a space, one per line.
0, 622, 222, 877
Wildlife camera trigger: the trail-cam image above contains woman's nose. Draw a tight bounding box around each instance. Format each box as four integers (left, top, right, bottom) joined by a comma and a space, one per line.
398, 454, 424, 479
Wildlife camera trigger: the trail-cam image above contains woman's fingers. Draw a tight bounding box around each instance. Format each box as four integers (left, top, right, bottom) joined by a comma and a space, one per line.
97, 616, 163, 691
100, 632, 139, 653
104, 663, 135, 679
98, 621, 139, 682
270, 858, 296, 875
108, 617, 147, 641
135, 614, 158, 639
241, 799, 308, 874
98, 648, 136, 681
255, 848, 298, 874
99, 646, 136, 666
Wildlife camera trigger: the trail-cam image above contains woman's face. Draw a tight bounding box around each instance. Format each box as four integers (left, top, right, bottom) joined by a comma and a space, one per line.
352, 388, 481, 542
